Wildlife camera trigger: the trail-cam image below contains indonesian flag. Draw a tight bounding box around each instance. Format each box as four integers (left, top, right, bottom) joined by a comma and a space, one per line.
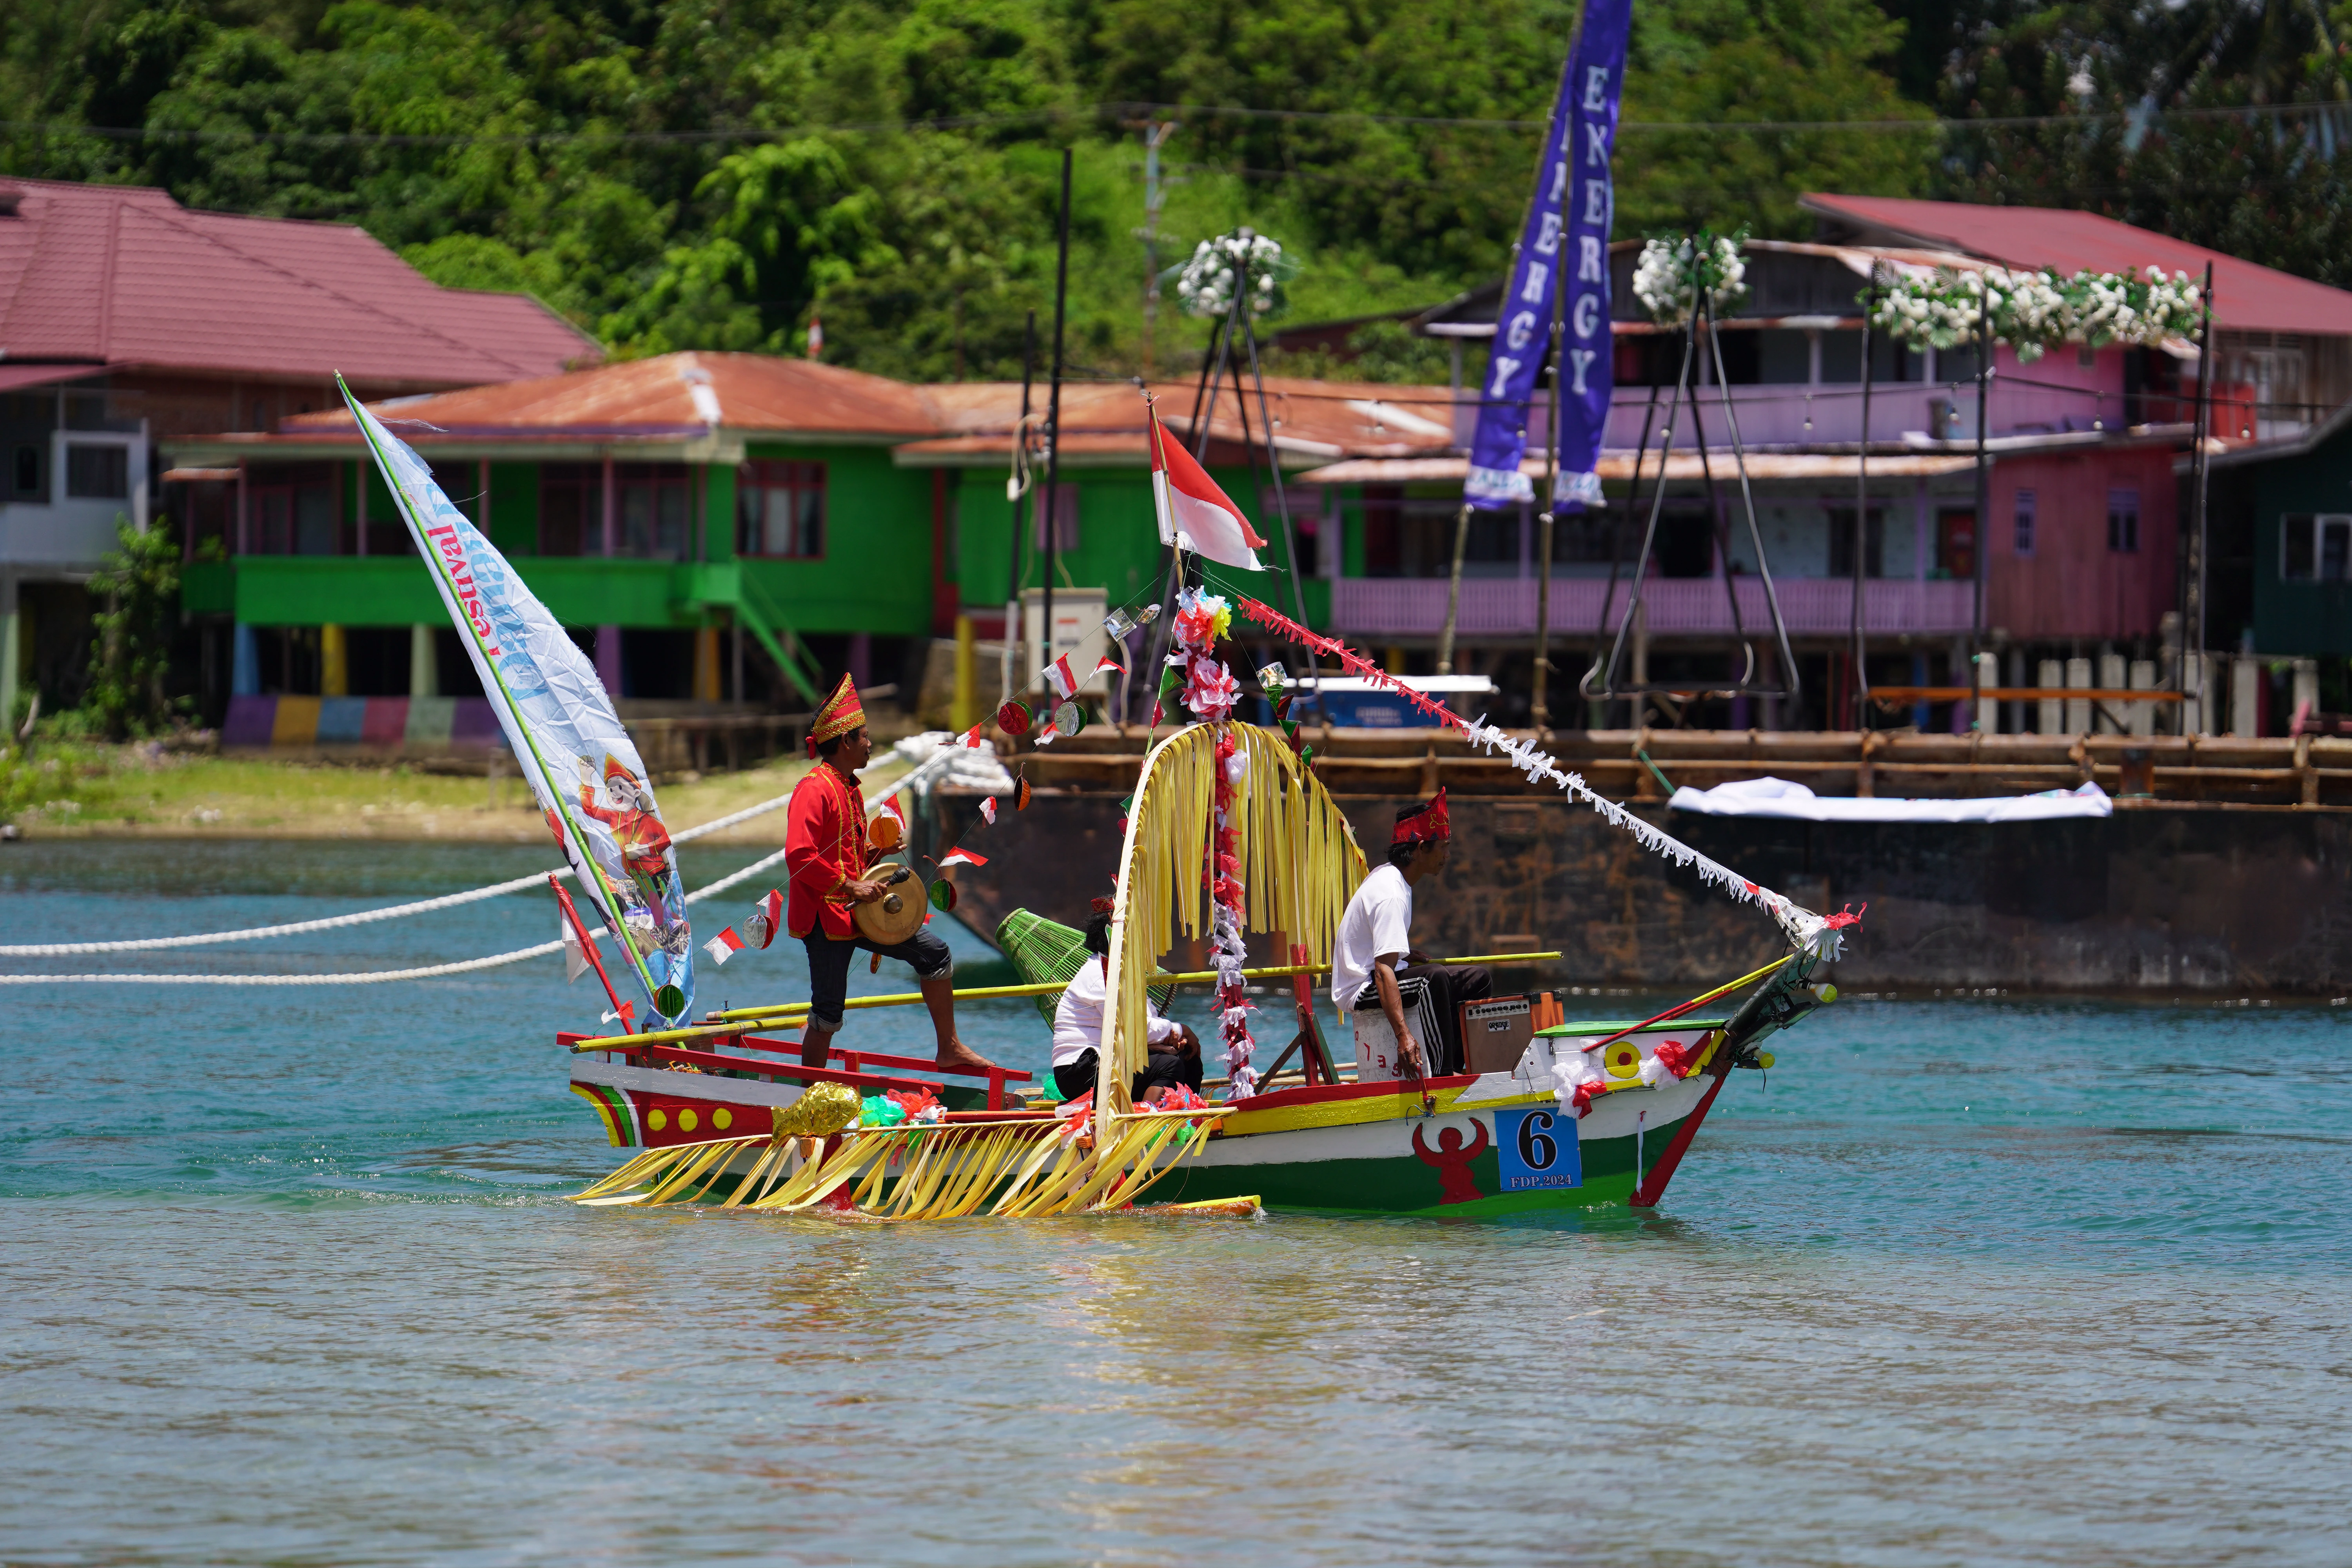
979, 797, 998, 825
939, 847, 988, 869
1149, 414, 1265, 571
956, 722, 987, 749
746, 888, 783, 949
702, 926, 745, 965
1093, 653, 1126, 679
1045, 653, 1081, 701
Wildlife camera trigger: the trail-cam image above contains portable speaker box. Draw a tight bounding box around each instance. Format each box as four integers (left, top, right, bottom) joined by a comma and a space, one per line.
1462, 994, 1535, 1076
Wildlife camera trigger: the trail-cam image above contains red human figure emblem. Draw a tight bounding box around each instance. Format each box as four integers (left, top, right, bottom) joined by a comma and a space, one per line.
1411, 1119, 1492, 1205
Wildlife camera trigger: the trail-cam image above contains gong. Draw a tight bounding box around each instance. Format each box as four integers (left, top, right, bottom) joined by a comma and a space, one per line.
852, 860, 929, 946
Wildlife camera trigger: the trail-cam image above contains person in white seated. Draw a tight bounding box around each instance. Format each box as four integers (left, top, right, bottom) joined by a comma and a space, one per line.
1329, 789, 1490, 1078
1052, 898, 1205, 1103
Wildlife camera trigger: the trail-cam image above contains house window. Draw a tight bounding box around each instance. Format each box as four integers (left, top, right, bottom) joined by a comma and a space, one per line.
2281, 514, 2352, 581
538, 463, 595, 556
2107, 487, 2140, 553
738, 460, 825, 558
1030, 483, 1080, 553
617, 463, 689, 560
2013, 489, 2036, 557
1826, 505, 1886, 579
65, 443, 129, 499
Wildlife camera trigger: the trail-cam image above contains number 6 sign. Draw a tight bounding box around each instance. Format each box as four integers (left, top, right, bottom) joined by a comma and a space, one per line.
1496, 1107, 1582, 1192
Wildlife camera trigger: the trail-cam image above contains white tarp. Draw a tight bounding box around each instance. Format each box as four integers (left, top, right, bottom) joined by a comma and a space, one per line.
1668, 776, 2114, 824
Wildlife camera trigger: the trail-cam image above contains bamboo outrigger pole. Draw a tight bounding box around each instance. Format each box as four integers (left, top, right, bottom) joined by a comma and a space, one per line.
569, 953, 1561, 1053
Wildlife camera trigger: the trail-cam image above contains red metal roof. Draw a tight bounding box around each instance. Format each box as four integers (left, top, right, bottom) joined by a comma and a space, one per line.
0, 177, 600, 387
1799, 194, 2352, 336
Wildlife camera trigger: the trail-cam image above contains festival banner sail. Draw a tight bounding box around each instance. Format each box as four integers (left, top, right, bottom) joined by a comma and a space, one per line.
1462, 0, 1633, 512
338, 378, 694, 1025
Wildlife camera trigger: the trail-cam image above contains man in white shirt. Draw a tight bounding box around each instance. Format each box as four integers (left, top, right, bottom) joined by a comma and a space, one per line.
1052, 899, 1203, 1102
1330, 789, 1490, 1077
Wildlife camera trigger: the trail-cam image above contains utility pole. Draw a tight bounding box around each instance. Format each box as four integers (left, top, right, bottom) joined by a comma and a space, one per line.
1126, 120, 1180, 378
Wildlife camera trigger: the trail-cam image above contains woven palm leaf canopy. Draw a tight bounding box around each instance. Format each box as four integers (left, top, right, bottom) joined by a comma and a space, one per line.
1095, 721, 1367, 1131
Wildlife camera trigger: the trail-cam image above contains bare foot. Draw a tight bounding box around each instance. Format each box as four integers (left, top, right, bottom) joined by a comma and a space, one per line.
934, 1038, 1001, 1074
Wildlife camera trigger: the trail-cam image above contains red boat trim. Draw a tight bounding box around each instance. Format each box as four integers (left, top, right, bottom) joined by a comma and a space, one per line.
1233, 1072, 1477, 1114
1627, 1064, 1729, 1207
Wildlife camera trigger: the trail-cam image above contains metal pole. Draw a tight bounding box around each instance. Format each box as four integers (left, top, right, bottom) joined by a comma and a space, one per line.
1237, 287, 1323, 698
1971, 296, 1992, 729
1852, 263, 1877, 729
1533, 249, 1565, 735
2189, 262, 2215, 723
1040, 149, 1073, 699
1005, 310, 1036, 703
1437, 502, 1472, 676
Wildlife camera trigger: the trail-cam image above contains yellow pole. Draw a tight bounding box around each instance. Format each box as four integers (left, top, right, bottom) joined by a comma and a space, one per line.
952, 613, 976, 733
570, 953, 1564, 1052
321, 624, 348, 697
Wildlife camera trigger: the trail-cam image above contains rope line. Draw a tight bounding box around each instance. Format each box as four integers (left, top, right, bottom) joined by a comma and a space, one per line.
0, 751, 956, 985
0, 756, 931, 958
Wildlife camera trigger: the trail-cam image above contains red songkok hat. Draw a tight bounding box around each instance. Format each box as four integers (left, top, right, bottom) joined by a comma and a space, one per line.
1392, 788, 1450, 846
807, 674, 867, 756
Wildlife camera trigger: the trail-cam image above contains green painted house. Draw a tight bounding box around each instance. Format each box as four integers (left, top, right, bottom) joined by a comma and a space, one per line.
2208, 403, 2352, 658
165, 354, 1383, 722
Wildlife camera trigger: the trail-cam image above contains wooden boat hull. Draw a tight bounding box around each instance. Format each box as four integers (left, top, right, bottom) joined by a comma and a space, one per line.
569, 1054, 1718, 1217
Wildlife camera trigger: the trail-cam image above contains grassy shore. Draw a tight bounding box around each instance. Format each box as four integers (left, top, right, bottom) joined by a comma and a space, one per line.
0, 742, 908, 845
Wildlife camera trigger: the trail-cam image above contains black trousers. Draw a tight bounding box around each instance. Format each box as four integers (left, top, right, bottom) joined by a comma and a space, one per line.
1054, 1046, 1205, 1102
1393, 962, 1492, 1077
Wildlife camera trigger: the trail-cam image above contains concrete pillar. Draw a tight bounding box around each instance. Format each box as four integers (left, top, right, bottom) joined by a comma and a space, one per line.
0, 572, 18, 733
232, 623, 260, 697
596, 624, 622, 697
1975, 652, 2000, 733
694, 624, 720, 704
2128, 659, 2157, 737
409, 624, 437, 697
2065, 656, 2092, 735
2097, 651, 2126, 733
2231, 655, 2260, 738
321, 623, 348, 697
2037, 659, 2065, 735
2292, 658, 2320, 730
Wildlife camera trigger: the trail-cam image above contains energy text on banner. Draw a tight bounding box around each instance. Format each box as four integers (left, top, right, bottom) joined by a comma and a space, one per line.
1551, 0, 1632, 513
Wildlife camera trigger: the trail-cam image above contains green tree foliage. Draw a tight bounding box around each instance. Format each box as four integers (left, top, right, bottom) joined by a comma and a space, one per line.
83, 517, 191, 739
0, 0, 1952, 377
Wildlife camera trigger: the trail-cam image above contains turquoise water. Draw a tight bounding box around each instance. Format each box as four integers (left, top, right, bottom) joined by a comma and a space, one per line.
4, 840, 2349, 1566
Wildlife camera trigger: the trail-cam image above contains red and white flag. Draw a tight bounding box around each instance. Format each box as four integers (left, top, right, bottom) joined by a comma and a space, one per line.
746, 887, 783, 949
979, 797, 998, 825
1149, 414, 1265, 571
702, 926, 746, 965
956, 722, 987, 749
939, 846, 989, 869
1045, 654, 1082, 701
1092, 653, 1125, 679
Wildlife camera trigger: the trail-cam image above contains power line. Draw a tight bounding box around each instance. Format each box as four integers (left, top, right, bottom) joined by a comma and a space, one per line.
3, 97, 2348, 149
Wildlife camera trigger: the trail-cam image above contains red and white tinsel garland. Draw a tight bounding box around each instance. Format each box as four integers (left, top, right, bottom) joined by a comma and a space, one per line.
1232, 597, 1858, 962
1171, 588, 1259, 1098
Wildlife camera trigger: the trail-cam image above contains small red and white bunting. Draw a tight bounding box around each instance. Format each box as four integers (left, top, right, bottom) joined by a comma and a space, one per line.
746, 888, 783, 949
702, 927, 746, 965
1045, 653, 1081, 701
979, 797, 998, 825
938, 847, 988, 869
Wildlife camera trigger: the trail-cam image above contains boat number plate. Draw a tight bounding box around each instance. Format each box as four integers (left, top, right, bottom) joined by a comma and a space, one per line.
1495, 1108, 1581, 1191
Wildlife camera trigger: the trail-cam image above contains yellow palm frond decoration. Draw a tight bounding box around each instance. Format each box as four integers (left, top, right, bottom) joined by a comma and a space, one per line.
1096, 722, 1366, 1126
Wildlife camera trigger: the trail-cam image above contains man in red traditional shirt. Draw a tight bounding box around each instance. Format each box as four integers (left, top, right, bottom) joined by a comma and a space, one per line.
786, 675, 998, 1076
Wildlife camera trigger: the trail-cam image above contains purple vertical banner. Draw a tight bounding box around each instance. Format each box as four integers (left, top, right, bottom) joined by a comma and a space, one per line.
1463, 0, 1632, 513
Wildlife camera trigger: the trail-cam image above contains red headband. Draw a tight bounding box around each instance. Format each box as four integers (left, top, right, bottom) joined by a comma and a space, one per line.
1392, 788, 1450, 846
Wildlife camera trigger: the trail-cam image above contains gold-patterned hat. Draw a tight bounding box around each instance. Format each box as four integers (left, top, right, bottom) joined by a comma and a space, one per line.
807, 674, 866, 755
